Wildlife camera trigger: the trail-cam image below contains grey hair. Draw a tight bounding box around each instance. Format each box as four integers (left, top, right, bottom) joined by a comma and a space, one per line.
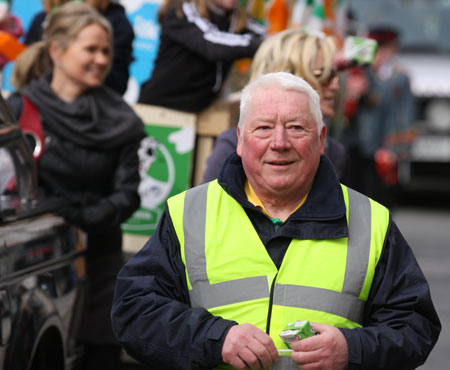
238, 72, 324, 133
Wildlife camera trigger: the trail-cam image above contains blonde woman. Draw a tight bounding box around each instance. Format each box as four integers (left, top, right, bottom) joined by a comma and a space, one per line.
138, 0, 266, 113
249, 29, 338, 117
25, 0, 134, 94
8, 3, 144, 369
202, 28, 348, 182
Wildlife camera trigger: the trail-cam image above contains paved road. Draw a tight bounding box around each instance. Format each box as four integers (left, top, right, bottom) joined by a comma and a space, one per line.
121, 199, 450, 370
392, 203, 450, 370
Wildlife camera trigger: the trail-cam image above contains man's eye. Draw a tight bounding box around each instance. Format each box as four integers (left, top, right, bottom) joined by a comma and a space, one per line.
257, 125, 271, 130
289, 125, 303, 130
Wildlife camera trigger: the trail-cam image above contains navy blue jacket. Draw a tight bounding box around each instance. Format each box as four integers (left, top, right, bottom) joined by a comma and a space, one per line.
111, 153, 441, 370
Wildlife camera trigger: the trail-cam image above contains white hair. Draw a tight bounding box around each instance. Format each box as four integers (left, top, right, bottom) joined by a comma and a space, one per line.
238, 72, 324, 133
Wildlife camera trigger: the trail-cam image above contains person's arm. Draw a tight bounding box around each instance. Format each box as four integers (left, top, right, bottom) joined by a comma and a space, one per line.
24, 12, 46, 45
162, 3, 263, 63
111, 208, 237, 370
69, 139, 142, 233
5, 92, 23, 120
341, 221, 441, 370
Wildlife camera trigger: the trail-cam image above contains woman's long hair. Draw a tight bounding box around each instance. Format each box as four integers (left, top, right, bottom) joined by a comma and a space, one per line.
249, 29, 337, 92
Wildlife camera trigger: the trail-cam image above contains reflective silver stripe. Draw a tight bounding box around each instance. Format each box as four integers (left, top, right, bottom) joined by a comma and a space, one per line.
183, 184, 371, 323
183, 184, 269, 309
190, 276, 269, 309
273, 284, 365, 324
272, 355, 299, 370
343, 188, 371, 297
184, 183, 208, 280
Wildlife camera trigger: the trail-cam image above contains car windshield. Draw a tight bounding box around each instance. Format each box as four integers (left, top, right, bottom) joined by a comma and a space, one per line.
349, 0, 450, 53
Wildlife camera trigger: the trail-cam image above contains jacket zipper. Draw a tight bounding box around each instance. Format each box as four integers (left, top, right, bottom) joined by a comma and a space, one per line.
266, 272, 278, 335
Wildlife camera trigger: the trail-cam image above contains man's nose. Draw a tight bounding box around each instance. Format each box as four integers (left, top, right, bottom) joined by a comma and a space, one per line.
270, 126, 291, 150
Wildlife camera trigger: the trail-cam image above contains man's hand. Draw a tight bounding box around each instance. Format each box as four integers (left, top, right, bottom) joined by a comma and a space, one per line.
222, 324, 279, 370
290, 322, 348, 370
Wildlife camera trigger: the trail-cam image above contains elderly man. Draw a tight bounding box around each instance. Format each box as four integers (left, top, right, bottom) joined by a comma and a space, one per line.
111, 72, 440, 370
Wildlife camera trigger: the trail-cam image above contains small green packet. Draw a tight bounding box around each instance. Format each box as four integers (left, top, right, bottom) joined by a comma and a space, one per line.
343, 36, 378, 65
279, 320, 318, 349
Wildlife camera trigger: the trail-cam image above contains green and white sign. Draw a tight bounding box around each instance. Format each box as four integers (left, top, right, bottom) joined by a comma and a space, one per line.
122, 105, 196, 236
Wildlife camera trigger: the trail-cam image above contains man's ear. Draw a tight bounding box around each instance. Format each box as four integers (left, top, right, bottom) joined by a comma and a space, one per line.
319, 124, 327, 155
236, 126, 242, 157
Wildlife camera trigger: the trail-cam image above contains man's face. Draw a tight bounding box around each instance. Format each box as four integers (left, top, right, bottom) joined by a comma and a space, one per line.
237, 87, 326, 199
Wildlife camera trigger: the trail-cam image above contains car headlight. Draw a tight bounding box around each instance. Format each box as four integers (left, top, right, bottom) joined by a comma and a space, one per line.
425, 99, 450, 133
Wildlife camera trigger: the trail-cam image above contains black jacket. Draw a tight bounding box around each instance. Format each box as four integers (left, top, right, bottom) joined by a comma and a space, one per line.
111, 153, 441, 369
8, 87, 143, 345
138, 2, 265, 113
7, 91, 142, 255
25, 3, 134, 95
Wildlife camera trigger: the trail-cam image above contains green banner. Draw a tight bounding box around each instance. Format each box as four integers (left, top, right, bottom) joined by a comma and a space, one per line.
122, 123, 195, 236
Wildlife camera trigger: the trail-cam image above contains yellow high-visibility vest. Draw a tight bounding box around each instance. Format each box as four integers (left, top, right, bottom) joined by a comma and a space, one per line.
168, 180, 389, 369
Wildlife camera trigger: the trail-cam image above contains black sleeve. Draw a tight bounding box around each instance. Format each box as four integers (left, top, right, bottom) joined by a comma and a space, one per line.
77, 139, 141, 234
24, 12, 46, 45
341, 221, 441, 370
161, 4, 264, 62
5, 92, 23, 120
111, 208, 237, 370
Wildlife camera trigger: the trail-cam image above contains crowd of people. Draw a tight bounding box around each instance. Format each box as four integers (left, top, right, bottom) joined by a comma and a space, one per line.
0, 0, 441, 369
